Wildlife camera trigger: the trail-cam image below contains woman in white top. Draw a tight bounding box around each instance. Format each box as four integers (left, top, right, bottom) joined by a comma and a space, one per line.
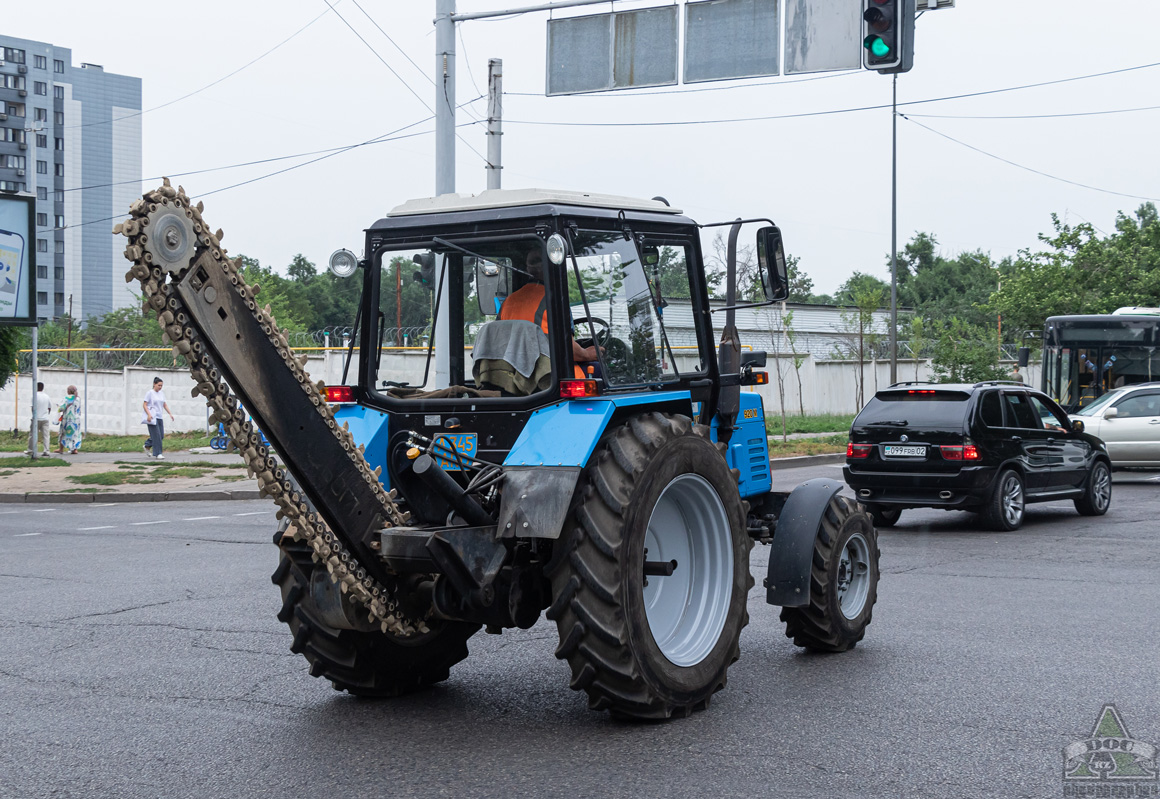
141, 377, 175, 459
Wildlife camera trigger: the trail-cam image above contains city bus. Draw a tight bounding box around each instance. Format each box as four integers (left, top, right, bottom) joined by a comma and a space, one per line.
1041, 309, 1160, 412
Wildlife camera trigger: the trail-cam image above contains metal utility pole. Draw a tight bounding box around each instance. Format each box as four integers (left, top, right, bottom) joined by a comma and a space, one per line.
888, 73, 899, 384
434, 0, 456, 386
486, 58, 503, 190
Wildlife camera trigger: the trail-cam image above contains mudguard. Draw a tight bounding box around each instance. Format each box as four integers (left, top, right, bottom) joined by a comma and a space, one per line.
765, 478, 844, 607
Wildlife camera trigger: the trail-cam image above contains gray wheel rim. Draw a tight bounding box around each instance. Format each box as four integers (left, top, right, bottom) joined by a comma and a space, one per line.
838, 531, 872, 620
1002, 474, 1024, 526
1092, 464, 1111, 510
642, 474, 733, 668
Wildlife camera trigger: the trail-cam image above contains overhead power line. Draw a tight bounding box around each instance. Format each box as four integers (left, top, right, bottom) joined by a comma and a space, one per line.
902, 115, 1160, 203
66, 5, 339, 130
905, 104, 1160, 120
502, 60, 1160, 128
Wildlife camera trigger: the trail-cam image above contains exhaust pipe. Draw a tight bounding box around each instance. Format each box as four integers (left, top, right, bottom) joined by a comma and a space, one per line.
939, 491, 953, 500
413, 454, 495, 527
858, 489, 872, 498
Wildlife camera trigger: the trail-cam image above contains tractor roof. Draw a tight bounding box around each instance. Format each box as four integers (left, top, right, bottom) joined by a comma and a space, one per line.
385, 188, 683, 217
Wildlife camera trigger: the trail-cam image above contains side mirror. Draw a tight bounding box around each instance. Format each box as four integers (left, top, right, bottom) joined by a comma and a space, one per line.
1017, 347, 1030, 368
1071, 419, 1085, 433
756, 226, 789, 302
1103, 406, 1118, 420
475, 258, 510, 316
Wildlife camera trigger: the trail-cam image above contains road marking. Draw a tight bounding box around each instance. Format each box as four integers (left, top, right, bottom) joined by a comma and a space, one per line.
92, 503, 119, 507
233, 511, 268, 517
130, 520, 168, 526
14, 532, 41, 537
183, 516, 220, 521
78, 526, 114, 531
29, 508, 57, 512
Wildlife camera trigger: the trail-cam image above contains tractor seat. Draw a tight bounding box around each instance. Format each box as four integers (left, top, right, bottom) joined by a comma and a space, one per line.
471, 319, 553, 396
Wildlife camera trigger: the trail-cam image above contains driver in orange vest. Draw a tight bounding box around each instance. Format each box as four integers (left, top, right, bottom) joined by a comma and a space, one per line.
499, 248, 599, 379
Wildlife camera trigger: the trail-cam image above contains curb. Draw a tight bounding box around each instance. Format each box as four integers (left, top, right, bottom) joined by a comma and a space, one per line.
0, 489, 261, 504
768, 452, 845, 471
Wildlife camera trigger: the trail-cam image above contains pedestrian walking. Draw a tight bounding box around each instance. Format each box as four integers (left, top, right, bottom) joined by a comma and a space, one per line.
55, 385, 83, 455
141, 377, 174, 459
26, 382, 52, 458
1011, 365, 1025, 384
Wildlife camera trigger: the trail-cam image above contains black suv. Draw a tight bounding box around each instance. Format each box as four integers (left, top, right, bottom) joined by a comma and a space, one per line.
844, 382, 1112, 530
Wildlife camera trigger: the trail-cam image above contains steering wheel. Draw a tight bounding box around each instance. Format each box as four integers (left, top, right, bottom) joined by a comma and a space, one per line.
572, 316, 611, 348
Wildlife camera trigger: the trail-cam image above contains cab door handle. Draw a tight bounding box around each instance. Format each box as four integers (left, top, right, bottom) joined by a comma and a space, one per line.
1010, 435, 1022, 441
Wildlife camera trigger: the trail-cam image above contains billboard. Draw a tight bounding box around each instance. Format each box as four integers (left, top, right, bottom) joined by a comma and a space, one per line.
546, 6, 679, 95
0, 193, 35, 326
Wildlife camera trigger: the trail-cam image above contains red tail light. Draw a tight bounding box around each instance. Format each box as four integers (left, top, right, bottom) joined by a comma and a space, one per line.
560, 379, 599, 399
907, 389, 936, 394
847, 442, 872, 459
325, 385, 355, 403
940, 443, 981, 461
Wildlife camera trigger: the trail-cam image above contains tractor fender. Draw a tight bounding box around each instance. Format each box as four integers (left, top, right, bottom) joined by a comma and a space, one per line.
764, 478, 844, 607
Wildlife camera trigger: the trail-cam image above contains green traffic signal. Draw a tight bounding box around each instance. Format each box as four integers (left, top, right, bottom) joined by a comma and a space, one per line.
863, 35, 892, 59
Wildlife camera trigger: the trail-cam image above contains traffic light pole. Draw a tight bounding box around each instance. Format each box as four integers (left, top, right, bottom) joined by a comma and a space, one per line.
889, 72, 898, 385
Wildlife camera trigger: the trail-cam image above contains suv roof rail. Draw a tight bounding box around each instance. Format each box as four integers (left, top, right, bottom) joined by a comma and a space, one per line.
973, 380, 1027, 388
887, 381, 936, 388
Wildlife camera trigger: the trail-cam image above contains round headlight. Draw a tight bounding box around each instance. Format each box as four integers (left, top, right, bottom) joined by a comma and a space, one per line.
328, 248, 359, 278
546, 234, 566, 265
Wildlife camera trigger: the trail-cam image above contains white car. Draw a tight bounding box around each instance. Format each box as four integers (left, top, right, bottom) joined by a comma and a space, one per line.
1071, 382, 1160, 467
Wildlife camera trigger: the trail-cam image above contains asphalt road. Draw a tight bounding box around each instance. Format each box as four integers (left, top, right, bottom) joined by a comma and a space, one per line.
2, 465, 1159, 799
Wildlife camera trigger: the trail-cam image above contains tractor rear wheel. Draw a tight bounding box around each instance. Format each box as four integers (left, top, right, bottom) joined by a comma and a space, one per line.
547, 412, 751, 720
779, 495, 879, 652
272, 524, 478, 696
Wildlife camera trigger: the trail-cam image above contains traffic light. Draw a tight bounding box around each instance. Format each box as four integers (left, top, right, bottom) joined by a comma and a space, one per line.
412, 252, 437, 291
862, 0, 915, 74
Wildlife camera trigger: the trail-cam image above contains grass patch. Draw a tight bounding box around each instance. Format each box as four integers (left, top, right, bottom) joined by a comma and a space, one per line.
151, 466, 213, 479
767, 434, 847, 458
53, 487, 110, 494
0, 469, 15, 477
215, 474, 248, 482
67, 471, 161, 486
165, 460, 246, 469
1, 455, 70, 468
764, 413, 855, 435
0, 430, 212, 454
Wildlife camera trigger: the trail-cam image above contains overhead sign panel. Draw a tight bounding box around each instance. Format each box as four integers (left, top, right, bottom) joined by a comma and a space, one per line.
684, 0, 780, 84
784, 0, 861, 74
547, 7, 678, 96
0, 194, 35, 326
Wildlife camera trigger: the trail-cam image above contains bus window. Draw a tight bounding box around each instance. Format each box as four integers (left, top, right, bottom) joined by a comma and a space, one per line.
1100, 347, 1160, 389
1059, 348, 1075, 408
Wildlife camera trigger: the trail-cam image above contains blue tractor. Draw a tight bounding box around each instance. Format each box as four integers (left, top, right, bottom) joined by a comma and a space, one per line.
121, 184, 879, 721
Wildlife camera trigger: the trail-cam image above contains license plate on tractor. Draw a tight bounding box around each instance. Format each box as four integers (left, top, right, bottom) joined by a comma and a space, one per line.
883, 445, 926, 457
432, 433, 478, 471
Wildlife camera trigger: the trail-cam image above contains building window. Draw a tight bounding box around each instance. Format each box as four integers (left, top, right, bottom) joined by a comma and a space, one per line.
36, 213, 47, 227
6, 103, 25, 118
54, 214, 64, 228
34, 55, 47, 70
53, 86, 64, 100
37, 265, 48, 279
37, 239, 48, 253
33, 81, 47, 96
54, 111, 63, 125
34, 107, 47, 122
2, 155, 25, 169
37, 160, 47, 174
54, 241, 64, 254
53, 190, 63, 202
53, 59, 64, 74
4, 48, 26, 65
37, 292, 47, 306
0, 128, 25, 143
0, 181, 23, 192
54, 292, 64, 306
55, 137, 63, 150
1, 75, 26, 90
54, 163, 63, 177
36, 134, 46, 148
37, 187, 47, 201
54, 266, 64, 280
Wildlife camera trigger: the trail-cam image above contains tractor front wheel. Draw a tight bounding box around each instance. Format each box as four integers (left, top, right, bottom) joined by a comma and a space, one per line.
547, 413, 751, 720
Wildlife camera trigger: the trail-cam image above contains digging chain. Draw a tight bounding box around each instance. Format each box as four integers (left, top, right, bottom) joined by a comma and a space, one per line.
116, 179, 424, 637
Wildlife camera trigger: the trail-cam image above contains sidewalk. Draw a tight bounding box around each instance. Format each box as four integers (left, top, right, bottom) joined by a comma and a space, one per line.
0, 438, 846, 503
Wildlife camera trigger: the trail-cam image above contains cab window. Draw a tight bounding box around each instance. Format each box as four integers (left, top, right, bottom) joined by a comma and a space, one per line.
1029, 395, 1068, 431
1002, 392, 1042, 429
1113, 391, 1160, 418
978, 391, 1004, 428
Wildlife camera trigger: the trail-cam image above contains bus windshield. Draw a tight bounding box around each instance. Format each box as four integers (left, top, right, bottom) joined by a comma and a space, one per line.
1042, 315, 1160, 412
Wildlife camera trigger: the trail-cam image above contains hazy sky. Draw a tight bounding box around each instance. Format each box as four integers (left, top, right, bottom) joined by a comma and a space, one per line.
6, 1, 1159, 295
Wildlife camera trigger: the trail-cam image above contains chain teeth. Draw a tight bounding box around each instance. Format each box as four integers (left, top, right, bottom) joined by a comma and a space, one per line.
119, 181, 419, 637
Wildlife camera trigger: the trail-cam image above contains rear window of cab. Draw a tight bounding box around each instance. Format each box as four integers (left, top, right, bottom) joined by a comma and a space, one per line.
856, 390, 973, 428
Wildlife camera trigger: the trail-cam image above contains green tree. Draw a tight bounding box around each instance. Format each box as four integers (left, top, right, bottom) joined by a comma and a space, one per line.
0, 327, 21, 389
929, 318, 1007, 383
834, 272, 890, 307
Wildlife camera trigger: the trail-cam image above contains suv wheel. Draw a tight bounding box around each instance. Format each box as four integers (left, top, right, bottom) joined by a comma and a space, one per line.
1075, 460, 1112, 516
983, 469, 1024, 531
866, 504, 901, 528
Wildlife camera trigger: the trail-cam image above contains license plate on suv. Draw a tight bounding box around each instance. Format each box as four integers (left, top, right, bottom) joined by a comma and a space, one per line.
883, 445, 926, 457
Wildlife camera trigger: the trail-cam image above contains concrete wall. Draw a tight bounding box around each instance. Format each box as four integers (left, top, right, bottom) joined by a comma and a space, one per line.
1, 352, 1043, 434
